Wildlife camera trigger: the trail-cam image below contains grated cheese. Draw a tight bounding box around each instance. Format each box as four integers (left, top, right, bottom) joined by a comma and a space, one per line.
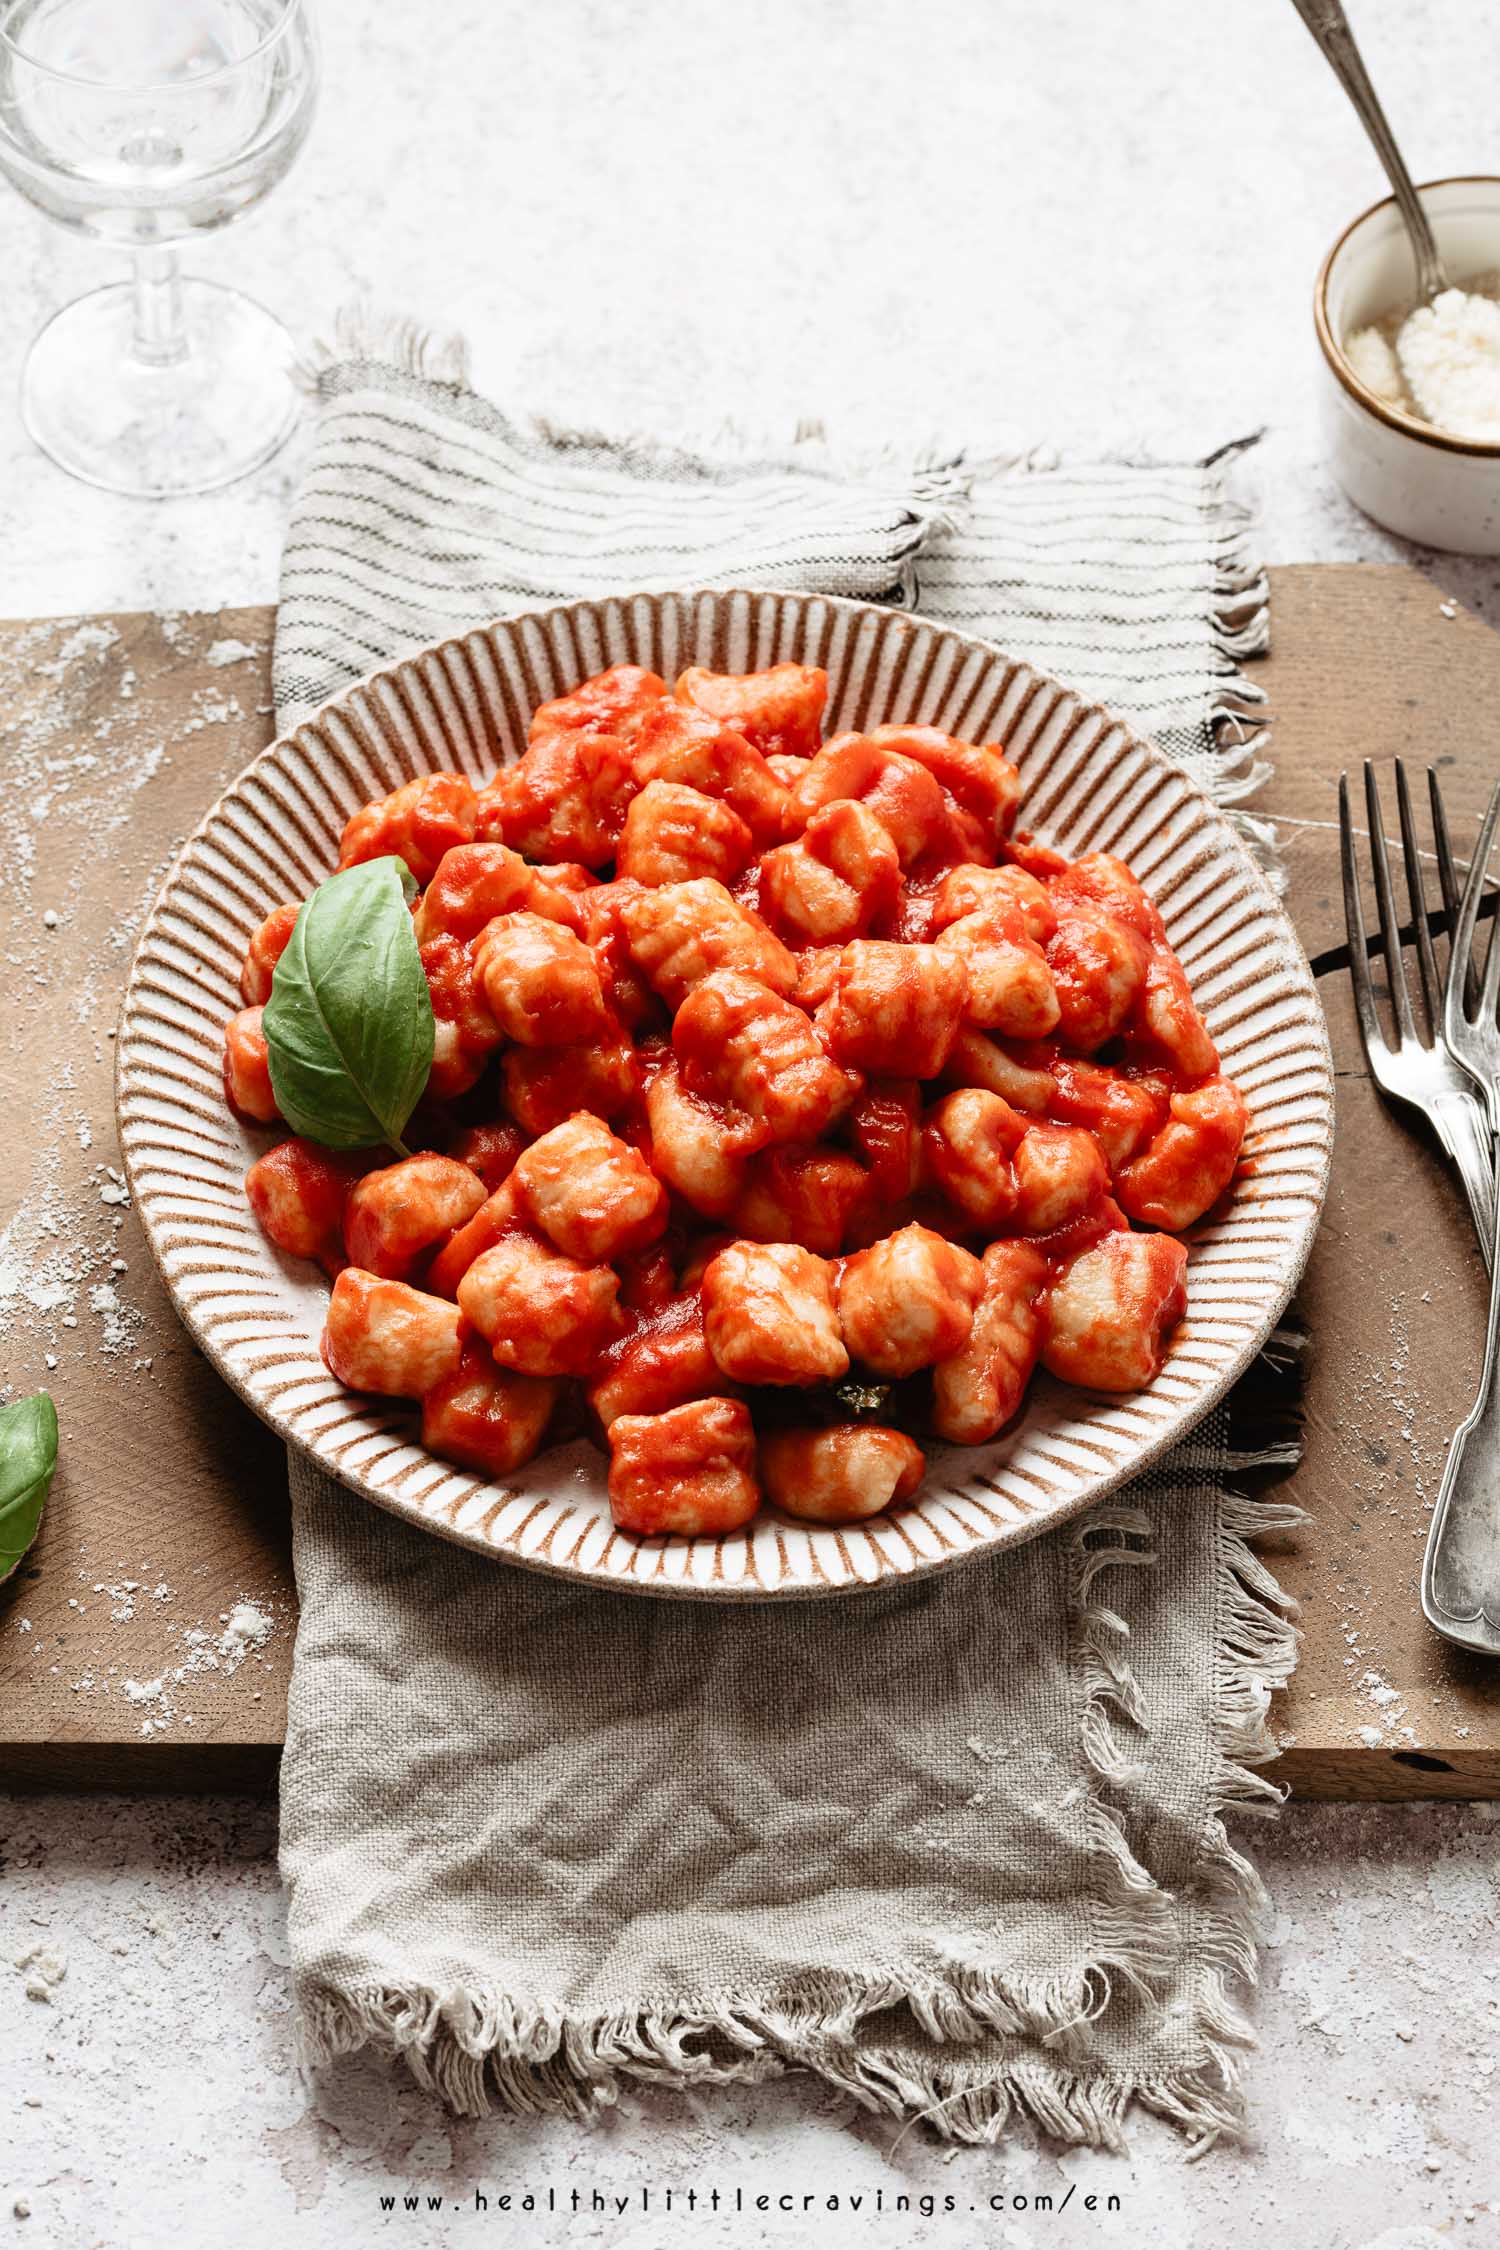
1344, 274, 1500, 443
1397, 288, 1500, 442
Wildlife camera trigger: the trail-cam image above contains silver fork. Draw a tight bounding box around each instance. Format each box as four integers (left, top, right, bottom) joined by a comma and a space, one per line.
1339, 761, 1496, 1267
1424, 772, 1500, 1657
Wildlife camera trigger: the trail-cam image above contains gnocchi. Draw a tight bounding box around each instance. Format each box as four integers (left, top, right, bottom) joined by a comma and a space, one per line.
921, 1089, 1025, 1231
759, 1424, 925, 1522
701, 1240, 848, 1386
412, 841, 583, 946
836, 1223, 984, 1378
246, 1137, 360, 1267
343, 1154, 488, 1281
931, 1240, 1049, 1444
1040, 1230, 1189, 1393
620, 877, 798, 1008
239, 903, 299, 1006
817, 940, 969, 1078
338, 772, 476, 885
934, 906, 1060, 1038
618, 779, 755, 889
675, 661, 827, 761
790, 736, 960, 868
631, 702, 792, 845
232, 659, 1245, 1537
456, 1229, 621, 1377
587, 1296, 724, 1429
420, 933, 505, 1100
223, 1006, 280, 1125
674, 968, 856, 1145
1046, 910, 1150, 1050
607, 1396, 761, 1536
422, 1344, 560, 1477
323, 1269, 464, 1397
510, 1113, 668, 1264
758, 798, 900, 947
644, 1056, 765, 1220
473, 912, 611, 1046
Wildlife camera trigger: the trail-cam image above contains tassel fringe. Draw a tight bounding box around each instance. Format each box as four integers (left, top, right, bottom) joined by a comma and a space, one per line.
294, 304, 473, 397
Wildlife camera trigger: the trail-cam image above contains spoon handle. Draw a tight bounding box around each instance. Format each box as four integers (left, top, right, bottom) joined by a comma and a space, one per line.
1290, 0, 1448, 299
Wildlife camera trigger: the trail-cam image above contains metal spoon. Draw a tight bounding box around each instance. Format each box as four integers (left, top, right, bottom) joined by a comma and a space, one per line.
1291, 0, 1447, 301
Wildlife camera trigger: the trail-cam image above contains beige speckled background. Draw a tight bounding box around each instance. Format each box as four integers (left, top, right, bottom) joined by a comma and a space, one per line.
2, 0, 1498, 2240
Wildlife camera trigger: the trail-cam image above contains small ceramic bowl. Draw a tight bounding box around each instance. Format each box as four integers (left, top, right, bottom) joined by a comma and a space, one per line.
1315, 175, 1500, 553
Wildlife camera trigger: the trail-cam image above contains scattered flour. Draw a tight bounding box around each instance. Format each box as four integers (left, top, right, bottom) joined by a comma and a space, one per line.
0, 619, 208, 1413
176, 691, 244, 735
203, 639, 262, 668
0, 1162, 145, 1377
1352, 1667, 1410, 1745
86, 1282, 135, 1354
221, 1600, 273, 1654
107, 1595, 279, 1735
33, 623, 118, 680
15, 1947, 67, 2003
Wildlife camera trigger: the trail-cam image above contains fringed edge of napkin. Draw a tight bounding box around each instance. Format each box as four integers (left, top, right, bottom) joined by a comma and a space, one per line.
292, 303, 972, 530
1192, 433, 1278, 878
294, 1338, 1305, 2153
293, 304, 476, 398
1127, 1330, 1307, 2158
989, 432, 1273, 879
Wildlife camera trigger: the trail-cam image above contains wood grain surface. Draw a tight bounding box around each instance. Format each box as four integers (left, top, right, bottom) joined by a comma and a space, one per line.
0, 610, 290, 1790
1, 568, 1497, 1795
1257, 566, 1500, 1800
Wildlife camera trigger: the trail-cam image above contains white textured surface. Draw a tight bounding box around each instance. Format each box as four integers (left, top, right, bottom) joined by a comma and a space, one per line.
3, 1798, 1498, 2246
0, 0, 1494, 619
2, 0, 1499, 2241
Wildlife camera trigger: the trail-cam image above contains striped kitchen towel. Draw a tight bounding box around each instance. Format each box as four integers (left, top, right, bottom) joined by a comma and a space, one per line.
276, 315, 1299, 2151
276, 319, 1268, 843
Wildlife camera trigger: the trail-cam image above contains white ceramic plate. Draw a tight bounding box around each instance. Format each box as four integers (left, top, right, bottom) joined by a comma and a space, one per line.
117, 588, 1333, 1599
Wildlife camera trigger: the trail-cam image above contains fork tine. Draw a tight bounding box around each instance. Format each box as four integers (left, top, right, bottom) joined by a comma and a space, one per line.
1395, 758, 1440, 1035
1429, 767, 1481, 1013
1339, 770, 1385, 1056
1363, 762, 1417, 1042
1483, 877, 1500, 1027
1444, 773, 1500, 1046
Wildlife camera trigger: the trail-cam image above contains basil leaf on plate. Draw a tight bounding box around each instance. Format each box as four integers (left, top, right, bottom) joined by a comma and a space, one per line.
0, 1391, 58, 1582
263, 856, 434, 1156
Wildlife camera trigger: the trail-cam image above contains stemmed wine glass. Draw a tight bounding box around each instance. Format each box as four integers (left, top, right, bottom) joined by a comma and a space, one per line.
0, 0, 319, 496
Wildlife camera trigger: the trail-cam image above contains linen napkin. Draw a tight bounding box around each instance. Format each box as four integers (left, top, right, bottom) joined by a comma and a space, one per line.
277, 318, 1301, 2150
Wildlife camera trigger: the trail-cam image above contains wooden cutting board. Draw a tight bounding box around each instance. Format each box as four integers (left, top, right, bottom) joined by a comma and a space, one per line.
2, 568, 1497, 1796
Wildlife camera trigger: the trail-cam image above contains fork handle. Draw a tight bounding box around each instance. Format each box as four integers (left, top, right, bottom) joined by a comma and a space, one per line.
1423, 1152, 1500, 1656
1430, 1089, 1497, 1275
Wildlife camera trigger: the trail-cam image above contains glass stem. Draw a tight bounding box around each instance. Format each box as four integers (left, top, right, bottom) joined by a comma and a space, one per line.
130, 248, 189, 368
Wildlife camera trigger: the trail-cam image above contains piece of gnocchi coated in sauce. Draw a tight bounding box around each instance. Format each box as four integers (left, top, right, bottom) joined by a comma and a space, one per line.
228, 663, 1246, 1536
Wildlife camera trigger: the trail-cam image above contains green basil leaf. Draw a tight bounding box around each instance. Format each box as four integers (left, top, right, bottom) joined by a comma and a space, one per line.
0, 1392, 58, 1582
263, 856, 434, 1154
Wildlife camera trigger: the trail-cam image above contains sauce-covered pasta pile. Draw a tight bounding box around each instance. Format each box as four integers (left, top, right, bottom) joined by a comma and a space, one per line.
222, 661, 1247, 1535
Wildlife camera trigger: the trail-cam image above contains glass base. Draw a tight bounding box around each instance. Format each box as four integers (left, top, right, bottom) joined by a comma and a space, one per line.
21, 280, 300, 498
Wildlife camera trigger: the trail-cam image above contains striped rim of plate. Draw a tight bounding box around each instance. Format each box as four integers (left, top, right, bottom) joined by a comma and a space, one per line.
116, 588, 1333, 1600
